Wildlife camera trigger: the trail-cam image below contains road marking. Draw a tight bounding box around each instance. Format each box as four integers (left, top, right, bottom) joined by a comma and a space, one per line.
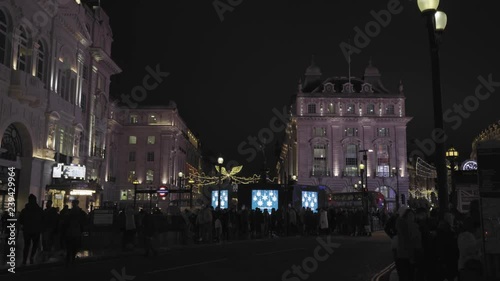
255, 248, 306, 256
145, 258, 228, 274
371, 262, 395, 281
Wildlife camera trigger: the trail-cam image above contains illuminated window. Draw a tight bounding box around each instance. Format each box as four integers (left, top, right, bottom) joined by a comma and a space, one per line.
313, 127, 326, 137
146, 169, 154, 184
129, 136, 137, 144
327, 103, 336, 114
377, 128, 389, 137
16, 26, 28, 72
376, 144, 390, 177
346, 103, 355, 115
127, 171, 136, 183
130, 115, 138, 124
344, 144, 358, 176
307, 104, 316, 114
367, 104, 375, 115
148, 114, 157, 123
313, 144, 327, 176
147, 136, 155, 144
36, 41, 45, 81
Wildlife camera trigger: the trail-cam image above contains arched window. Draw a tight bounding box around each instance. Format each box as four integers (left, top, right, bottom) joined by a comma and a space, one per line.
36, 40, 45, 80
344, 144, 358, 176
16, 26, 29, 72
0, 124, 23, 161
0, 10, 9, 65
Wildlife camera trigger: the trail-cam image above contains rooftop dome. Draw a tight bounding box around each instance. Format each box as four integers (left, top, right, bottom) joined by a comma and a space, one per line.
305, 55, 322, 76
364, 58, 380, 76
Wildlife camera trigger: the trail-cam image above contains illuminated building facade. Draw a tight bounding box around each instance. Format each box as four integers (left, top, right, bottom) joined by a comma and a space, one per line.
0, 0, 121, 211
277, 58, 411, 211
106, 103, 202, 210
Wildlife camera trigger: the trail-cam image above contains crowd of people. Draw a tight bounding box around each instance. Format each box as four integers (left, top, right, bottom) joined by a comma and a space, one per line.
384, 201, 483, 281
1, 196, 486, 280
0, 194, 87, 267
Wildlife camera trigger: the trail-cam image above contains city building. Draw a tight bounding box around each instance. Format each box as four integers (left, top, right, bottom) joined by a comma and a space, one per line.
0, 0, 121, 212
106, 102, 203, 210
277, 57, 411, 211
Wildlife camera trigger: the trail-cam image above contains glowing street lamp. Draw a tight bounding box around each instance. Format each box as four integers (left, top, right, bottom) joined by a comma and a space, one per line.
217, 156, 224, 209
417, 0, 449, 217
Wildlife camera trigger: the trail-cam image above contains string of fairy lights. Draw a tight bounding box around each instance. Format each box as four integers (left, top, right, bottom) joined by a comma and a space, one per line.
185, 165, 278, 186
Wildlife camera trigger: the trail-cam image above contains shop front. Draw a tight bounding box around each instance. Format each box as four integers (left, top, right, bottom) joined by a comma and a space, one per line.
45, 181, 103, 212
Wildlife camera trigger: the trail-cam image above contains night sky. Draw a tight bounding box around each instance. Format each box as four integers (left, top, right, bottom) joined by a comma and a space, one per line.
99, 0, 500, 176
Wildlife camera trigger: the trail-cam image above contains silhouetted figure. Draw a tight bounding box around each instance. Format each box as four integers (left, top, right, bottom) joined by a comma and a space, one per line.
62, 200, 87, 266
18, 194, 44, 265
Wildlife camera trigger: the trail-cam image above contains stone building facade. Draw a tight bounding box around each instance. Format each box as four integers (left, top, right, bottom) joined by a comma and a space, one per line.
0, 0, 120, 211
277, 58, 411, 210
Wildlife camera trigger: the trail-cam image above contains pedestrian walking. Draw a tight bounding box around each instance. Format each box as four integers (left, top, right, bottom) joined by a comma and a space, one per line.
62, 199, 87, 266
42, 200, 59, 261
18, 194, 44, 265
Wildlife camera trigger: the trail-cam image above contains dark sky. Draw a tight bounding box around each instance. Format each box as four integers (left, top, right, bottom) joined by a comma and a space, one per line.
99, 0, 500, 176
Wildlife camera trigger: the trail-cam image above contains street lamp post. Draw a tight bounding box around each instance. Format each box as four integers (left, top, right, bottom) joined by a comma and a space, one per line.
417, 0, 449, 217
178, 172, 184, 207
188, 178, 195, 208
446, 146, 459, 209
133, 179, 139, 210
217, 156, 224, 209
392, 167, 401, 210
359, 162, 366, 214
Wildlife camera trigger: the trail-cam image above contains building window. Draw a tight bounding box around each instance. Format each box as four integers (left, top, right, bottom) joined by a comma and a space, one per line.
127, 170, 136, 183
119, 189, 135, 200
82, 64, 88, 80
346, 103, 355, 115
0, 11, 9, 65
129, 136, 137, 144
327, 103, 336, 114
130, 115, 138, 124
367, 104, 375, 115
376, 144, 390, 177
307, 104, 316, 114
129, 151, 136, 162
147, 152, 154, 162
313, 127, 326, 137
377, 128, 389, 137
345, 144, 358, 176
345, 128, 358, 137
16, 26, 28, 72
386, 104, 395, 115
147, 136, 155, 144
81, 94, 86, 112
36, 41, 45, 81
146, 169, 154, 184
313, 144, 327, 176
148, 114, 157, 123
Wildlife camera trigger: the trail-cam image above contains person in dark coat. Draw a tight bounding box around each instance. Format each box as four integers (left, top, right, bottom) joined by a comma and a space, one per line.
62, 199, 87, 266
42, 200, 59, 259
142, 212, 158, 257
18, 194, 44, 265
435, 212, 459, 281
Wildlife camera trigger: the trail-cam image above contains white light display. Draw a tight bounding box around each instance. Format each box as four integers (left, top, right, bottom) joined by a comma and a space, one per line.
211, 190, 228, 209
251, 190, 278, 211
302, 191, 318, 212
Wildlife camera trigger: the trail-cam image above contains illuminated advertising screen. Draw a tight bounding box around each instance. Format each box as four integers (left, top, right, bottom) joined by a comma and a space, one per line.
302, 191, 318, 212
251, 190, 279, 211
52, 163, 86, 180
211, 190, 228, 209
